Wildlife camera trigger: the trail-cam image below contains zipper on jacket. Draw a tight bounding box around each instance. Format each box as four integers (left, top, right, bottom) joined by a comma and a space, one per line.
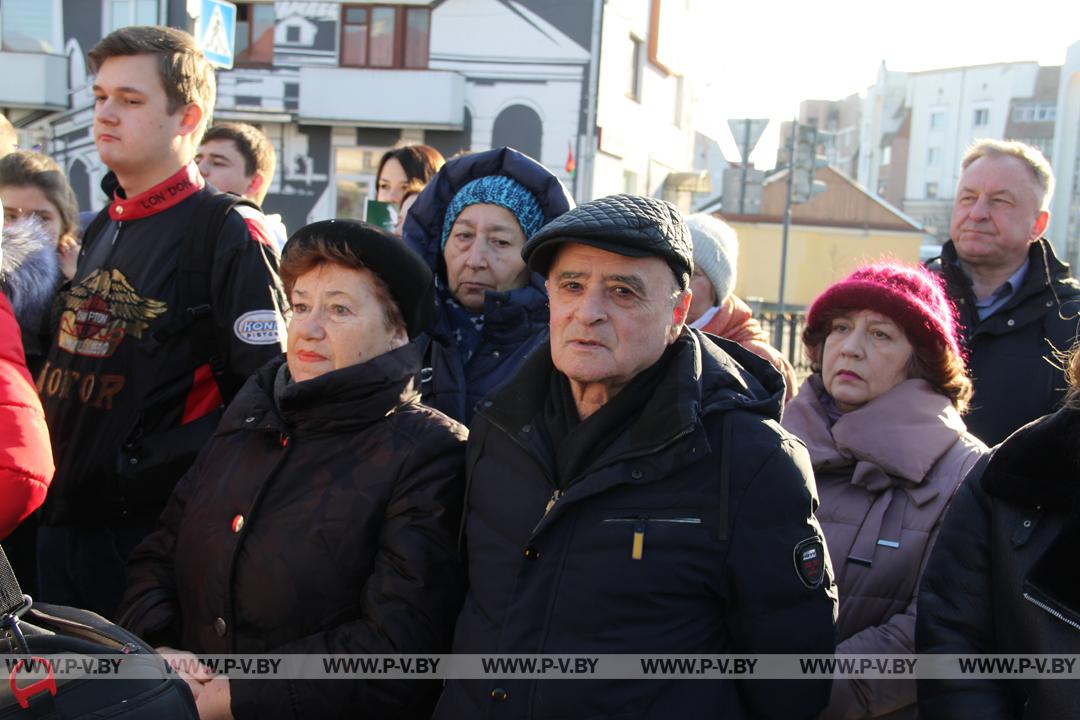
631, 519, 645, 560
1023, 591, 1080, 633
543, 489, 563, 517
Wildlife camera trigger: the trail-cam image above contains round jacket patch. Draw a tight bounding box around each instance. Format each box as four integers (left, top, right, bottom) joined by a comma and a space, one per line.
794, 536, 826, 590
233, 310, 281, 345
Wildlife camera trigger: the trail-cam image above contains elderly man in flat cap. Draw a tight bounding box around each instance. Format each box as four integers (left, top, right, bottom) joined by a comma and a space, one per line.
435, 194, 838, 720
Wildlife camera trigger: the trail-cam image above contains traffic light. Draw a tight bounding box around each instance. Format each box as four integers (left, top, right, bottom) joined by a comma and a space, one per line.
791, 125, 827, 204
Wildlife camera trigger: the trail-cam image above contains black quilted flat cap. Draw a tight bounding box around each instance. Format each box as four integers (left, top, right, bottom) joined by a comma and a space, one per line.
522, 193, 693, 288
284, 219, 435, 338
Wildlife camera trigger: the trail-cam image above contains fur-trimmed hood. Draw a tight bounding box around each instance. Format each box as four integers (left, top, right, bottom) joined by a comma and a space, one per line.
0, 217, 60, 330
981, 406, 1080, 512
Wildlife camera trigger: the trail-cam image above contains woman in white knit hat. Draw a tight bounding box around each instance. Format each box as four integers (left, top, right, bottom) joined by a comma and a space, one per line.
685, 212, 798, 400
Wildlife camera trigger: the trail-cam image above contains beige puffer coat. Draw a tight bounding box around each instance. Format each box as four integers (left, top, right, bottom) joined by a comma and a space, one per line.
782, 376, 988, 720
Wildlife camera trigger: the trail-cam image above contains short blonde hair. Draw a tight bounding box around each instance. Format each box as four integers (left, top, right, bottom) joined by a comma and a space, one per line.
961, 139, 1055, 211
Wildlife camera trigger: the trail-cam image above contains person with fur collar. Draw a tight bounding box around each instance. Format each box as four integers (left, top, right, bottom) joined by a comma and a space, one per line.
685, 213, 798, 400
917, 340, 1080, 718
782, 262, 988, 719
0, 201, 57, 540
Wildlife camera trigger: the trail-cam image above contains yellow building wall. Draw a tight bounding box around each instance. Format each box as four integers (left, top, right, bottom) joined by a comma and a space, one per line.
730, 221, 923, 307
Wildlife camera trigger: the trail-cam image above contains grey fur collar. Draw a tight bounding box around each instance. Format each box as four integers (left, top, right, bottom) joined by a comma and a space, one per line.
0, 217, 60, 329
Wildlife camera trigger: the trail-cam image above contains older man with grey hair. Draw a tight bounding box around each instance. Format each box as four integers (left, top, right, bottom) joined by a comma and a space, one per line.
435, 194, 837, 720
928, 139, 1080, 445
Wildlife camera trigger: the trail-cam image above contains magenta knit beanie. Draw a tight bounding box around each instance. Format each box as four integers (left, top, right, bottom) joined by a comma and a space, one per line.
805, 262, 963, 360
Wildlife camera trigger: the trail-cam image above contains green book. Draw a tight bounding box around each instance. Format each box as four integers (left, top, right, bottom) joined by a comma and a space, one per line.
365, 199, 398, 234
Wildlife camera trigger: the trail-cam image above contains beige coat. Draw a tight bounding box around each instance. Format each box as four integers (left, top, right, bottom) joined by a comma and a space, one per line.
782, 376, 988, 720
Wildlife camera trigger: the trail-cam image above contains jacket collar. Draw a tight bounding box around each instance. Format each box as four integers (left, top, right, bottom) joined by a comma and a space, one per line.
784, 376, 963, 496
480, 328, 783, 463
938, 236, 1071, 306
430, 272, 548, 345
105, 163, 205, 222
221, 342, 423, 436
982, 405, 1080, 512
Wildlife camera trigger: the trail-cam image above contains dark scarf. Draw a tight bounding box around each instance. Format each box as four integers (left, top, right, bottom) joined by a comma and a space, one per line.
436, 275, 485, 364
541, 344, 676, 489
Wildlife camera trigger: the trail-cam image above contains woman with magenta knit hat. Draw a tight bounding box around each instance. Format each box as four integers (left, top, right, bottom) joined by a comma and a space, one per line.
402, 147, 573, 424
780, 261, 988, 720
685, 212, 798, 400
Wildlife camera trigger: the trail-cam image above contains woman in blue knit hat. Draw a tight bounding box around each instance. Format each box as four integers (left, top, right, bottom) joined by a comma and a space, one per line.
402, 147, 573, 424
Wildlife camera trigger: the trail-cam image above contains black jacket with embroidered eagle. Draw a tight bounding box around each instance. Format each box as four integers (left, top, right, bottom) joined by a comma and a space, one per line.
435, 329, 838, 720
38, 164, 287, 526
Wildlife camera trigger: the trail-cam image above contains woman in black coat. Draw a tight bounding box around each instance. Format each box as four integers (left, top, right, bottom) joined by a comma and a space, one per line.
917, 340, 1080, 719
118, 220, 467, 720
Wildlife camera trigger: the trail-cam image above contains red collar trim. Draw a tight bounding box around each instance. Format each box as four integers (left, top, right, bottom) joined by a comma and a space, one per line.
108, 164, 205, 221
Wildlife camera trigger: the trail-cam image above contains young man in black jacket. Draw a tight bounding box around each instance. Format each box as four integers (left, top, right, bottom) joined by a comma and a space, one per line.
35, 25, 287, 619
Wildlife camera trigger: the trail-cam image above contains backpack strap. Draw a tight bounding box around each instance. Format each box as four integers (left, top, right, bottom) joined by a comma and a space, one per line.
145, 193, 259, 386
77, 207, 114, 262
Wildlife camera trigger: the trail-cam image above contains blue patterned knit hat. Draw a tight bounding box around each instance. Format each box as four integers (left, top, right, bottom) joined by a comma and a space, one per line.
440, 175, 544, 249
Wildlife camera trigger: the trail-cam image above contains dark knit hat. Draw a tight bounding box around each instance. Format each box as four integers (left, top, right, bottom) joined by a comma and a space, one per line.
284, 219, 435, 338
440, 175, 544, 249
805, 261, 963, 359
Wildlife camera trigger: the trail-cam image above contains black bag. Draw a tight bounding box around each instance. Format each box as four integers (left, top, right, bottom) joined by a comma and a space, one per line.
0, 546, 197, 719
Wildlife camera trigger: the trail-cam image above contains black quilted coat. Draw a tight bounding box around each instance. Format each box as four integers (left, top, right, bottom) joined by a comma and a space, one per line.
118, 344, 467, 719
435, 330, 839, 720
917, 406, 1080, 719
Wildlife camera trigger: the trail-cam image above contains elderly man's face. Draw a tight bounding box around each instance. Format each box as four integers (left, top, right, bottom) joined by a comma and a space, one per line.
950, 154, 1049, 273
548, 243, 690, 400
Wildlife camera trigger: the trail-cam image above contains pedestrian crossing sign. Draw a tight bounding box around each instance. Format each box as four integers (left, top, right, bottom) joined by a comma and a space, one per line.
197, 0, 237, 69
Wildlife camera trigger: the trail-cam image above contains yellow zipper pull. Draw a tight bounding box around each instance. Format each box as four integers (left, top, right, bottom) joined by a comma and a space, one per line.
544, 489, 563, 516
631, 519, 646, 560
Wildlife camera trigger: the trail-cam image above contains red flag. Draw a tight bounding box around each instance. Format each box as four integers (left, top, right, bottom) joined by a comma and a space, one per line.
565, 141, 576, 177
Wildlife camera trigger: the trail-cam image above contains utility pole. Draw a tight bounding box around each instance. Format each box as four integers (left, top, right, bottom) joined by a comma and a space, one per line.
775, 121, 797, 349
775, 121, 828, 348
739, 120, 750, 214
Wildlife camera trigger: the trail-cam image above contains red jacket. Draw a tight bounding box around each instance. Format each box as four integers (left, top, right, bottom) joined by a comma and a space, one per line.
0, 292, 53, 539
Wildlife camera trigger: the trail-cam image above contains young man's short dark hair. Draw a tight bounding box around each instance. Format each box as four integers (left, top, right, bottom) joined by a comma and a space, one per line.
201, 122, 277, 191
88, 25, 216, 145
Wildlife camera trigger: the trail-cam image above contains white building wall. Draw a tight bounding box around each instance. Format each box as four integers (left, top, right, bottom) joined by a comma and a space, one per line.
428, 0, 588, 188
1051, 41, 1080, 263
857, 64, 906, 195
591, 0, 699, 203
904, 63, 1039, 202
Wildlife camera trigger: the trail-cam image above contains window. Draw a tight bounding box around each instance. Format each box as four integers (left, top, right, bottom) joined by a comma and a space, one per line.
106, 0, 158, 33
927, 147, 941, 165
628, 35, 643, 101
1014, 103, 1057, 122
235, 3, 275, 65
926, 182, 939, 198
492, 105, 543, 161
2, 0, 60, 52
973, 108, 989, 127
335, 146, 381, 217
929, 111, 944, 130
341, 5, 431, 69
286, 25, 300, 43
881, 146, 892, 166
